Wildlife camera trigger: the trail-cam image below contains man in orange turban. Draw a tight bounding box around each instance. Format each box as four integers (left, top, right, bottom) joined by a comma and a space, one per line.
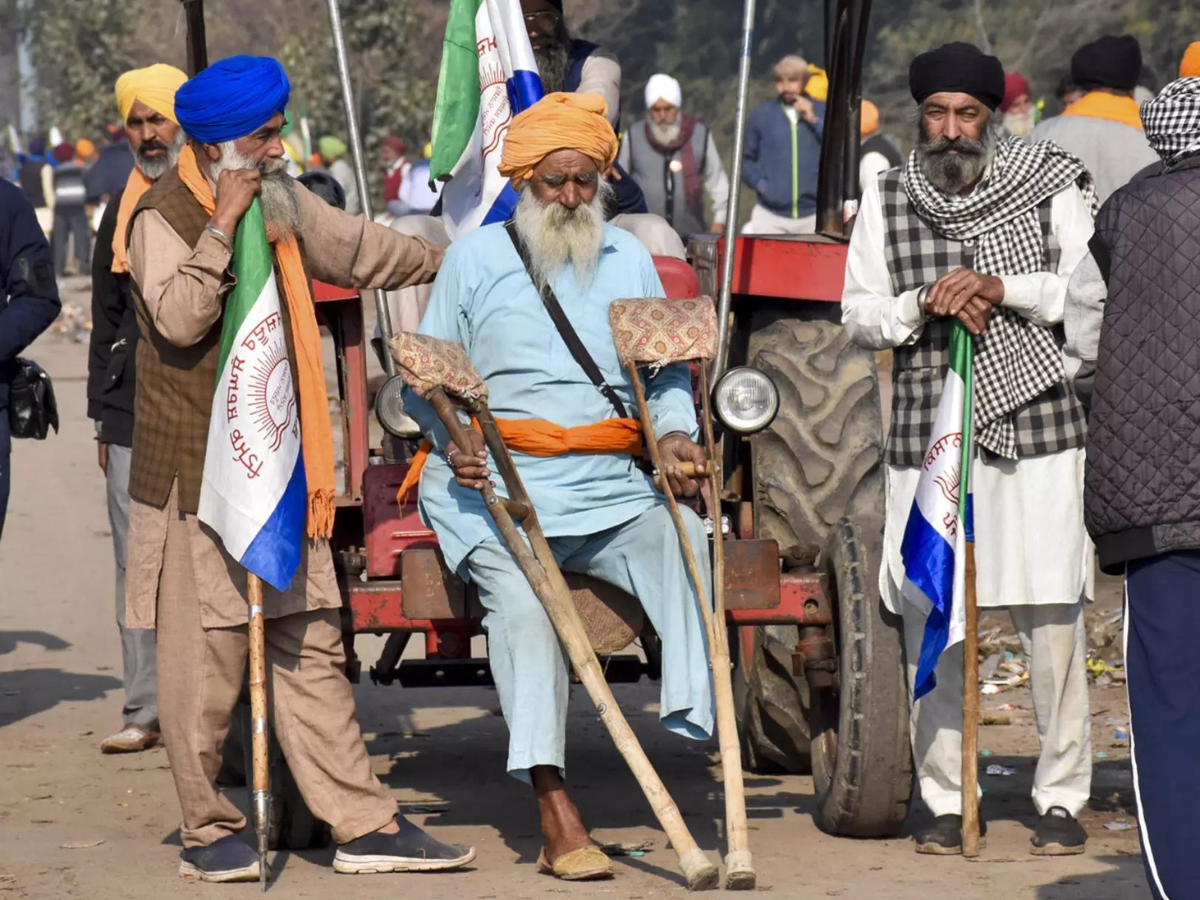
401, 88, 714, 882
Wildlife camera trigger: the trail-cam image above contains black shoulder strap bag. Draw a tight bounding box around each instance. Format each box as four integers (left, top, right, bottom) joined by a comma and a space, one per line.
8, 357, 59, 440
504, 220, 629, 420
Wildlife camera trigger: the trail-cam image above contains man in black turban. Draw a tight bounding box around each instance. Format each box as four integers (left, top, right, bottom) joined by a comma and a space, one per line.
841, 41, 1099, 859
1033, 35, 1157, 200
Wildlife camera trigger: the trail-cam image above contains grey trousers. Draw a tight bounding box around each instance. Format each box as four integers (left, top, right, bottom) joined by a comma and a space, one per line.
107, 444, 158, 729
903, 600, 1092, 817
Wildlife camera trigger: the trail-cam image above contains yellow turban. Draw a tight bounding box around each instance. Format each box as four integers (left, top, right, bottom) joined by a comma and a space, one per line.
115, 64, 188, 125
1181, 42, 1200, 78
498, 92, 619, 189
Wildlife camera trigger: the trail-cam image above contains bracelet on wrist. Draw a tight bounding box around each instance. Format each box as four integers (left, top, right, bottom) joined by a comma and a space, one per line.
204, 223, 233, 246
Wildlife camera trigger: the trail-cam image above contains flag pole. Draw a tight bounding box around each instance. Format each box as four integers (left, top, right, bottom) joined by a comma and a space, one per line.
248, 574, 271, 889
960, 320, 980, 859
961, 542, 980, 857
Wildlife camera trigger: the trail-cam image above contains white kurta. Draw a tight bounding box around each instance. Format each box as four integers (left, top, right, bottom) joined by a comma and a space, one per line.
843, 173, 1097, 610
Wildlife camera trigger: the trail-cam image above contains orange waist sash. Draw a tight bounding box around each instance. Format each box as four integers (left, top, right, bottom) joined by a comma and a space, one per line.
397, 416, 644, 507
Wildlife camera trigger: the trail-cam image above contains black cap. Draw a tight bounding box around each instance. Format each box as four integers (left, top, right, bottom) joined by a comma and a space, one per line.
910, 42, 1006, 111
1071, 35, 1142, 92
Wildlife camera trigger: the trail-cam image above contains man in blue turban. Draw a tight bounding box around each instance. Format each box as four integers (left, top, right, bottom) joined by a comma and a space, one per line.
123, 55, 475, 882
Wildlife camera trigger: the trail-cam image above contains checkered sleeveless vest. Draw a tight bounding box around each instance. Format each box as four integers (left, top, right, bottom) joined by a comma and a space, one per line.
878, 169, 1087, 467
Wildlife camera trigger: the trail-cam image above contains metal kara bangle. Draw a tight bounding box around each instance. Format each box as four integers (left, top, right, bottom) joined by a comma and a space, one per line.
204, 224, 233, 246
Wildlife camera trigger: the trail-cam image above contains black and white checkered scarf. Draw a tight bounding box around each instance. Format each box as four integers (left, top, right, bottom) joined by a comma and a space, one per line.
1143, 77, 1200, 164
903, 135, 1097, 457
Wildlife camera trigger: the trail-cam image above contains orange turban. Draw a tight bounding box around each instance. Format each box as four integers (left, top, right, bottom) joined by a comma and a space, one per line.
1181, 42, 1200, 78
498, 92, 619, 189
861, 99, 880, 136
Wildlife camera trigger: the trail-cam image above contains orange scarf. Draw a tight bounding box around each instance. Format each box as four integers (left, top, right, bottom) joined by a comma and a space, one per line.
176, 145, 336, 539
111, 167, 154, 274
1063, 91, 1145, 131
397, 417, 644, 507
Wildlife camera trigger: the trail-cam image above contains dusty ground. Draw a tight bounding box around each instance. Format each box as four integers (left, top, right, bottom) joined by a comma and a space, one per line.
0, 278, 1150, 899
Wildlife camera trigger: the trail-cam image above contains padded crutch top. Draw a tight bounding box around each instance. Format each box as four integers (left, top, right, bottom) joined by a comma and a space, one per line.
608, 297, 718, 367
388, 333, 488, 402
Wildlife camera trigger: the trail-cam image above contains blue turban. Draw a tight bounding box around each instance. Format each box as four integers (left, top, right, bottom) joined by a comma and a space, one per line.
175, 55, 291, 144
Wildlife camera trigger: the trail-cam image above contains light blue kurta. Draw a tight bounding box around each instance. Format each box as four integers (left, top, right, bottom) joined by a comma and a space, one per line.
404, 222, 699, 575
404, 222, 714, 780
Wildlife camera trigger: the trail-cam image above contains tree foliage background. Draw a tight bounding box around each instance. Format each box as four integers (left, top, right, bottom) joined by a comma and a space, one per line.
9, 0, 1198, 169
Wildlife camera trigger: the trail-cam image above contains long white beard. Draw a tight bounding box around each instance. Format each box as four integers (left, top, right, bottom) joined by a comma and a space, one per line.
512, 181, 613, 292
211, 141, 302, 240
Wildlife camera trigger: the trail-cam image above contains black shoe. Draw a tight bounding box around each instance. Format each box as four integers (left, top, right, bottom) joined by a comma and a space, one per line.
1031, 806, 1087, 856
178, 835, 261, 883
333, 816, 476, 874
914, 814, 988, 855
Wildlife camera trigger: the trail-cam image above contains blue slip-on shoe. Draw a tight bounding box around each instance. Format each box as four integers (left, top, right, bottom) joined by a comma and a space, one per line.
178, 834, 261, 883
333, 816, 476, 874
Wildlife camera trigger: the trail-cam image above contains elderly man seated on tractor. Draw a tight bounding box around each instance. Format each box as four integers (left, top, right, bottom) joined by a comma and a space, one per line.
401, 92, 715, 882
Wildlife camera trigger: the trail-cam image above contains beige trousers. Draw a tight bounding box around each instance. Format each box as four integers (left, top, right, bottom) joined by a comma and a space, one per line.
903, 600, 1092, 818
156, 502, 396, 848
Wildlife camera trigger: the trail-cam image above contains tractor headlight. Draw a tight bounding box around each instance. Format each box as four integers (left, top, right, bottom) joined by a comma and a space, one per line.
713, 367, 779, 434
375, 374, 416, 437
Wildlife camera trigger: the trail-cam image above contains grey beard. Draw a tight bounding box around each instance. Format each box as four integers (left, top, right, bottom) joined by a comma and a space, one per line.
915, 119, 999, 195
512, 180, 614, 292
647, 118, 682, 145
534, 22, 572, 93
133, 129, 185, 181
211, 141, 302, 240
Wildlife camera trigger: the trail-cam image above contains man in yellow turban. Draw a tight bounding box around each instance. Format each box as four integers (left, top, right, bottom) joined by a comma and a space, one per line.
85, 63, 185, 757
401, 90, 714, 882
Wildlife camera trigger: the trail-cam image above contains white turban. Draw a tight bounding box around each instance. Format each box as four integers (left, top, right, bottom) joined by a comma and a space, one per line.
644, 73, 682, 109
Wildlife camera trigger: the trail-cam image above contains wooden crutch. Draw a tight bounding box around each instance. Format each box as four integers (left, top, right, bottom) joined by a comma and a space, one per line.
390, 334, 719, 891
609, 298, 754, 890
246, 574, 271, 890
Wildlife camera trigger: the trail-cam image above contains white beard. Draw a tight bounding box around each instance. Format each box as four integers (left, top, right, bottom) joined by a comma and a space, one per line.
1004, 108, 1036, 139
512, 180, 613, 292
647, 118, 682, 145
210, 141, 301, 240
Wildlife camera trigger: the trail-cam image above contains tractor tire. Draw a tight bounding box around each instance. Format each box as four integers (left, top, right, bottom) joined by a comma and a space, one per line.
734, 310, 887, 776
809, 518, 913, 837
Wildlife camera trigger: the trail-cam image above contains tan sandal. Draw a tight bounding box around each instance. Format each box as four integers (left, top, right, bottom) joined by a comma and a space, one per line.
100, 724, 161, 754
536, 846, 614, 881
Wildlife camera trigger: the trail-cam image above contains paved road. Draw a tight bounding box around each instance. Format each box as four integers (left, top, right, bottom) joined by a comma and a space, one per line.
0, 282, 1150, 898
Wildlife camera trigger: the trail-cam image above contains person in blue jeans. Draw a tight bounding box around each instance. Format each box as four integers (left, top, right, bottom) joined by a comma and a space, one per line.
1065, 74, 1200, 900
0, 181, 61, 540
741, 53, 825, 234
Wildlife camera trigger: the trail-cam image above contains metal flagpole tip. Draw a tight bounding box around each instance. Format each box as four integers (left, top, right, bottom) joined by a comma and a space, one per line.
254, 789, 271, 889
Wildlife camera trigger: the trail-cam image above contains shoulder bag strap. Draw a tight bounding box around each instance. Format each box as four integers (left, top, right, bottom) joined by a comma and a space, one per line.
504, 220, 630, 419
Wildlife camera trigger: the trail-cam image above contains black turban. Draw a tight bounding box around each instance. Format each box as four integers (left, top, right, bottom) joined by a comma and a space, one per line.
1071, 35, 1142, 92
909, 42, 1006, 111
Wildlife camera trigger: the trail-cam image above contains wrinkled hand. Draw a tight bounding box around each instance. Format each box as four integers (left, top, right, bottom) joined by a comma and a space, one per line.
793, 95, 818, 124
924, 267, 1005, 336
711, 222, 726, 235
657, 433, 708, 499
210, 168, 262, 236
446, 430, 490, 490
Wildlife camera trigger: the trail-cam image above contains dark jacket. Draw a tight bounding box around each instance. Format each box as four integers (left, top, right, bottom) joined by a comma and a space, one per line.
85, 144, 134, 204
87, 190, 137, 447
742, 98, 825, 218
1083, 152, 1200, 573
0, 180, 61, 417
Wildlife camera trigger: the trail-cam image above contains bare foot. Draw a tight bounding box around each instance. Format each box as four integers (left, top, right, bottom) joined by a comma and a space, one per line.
531, 766, 592, 863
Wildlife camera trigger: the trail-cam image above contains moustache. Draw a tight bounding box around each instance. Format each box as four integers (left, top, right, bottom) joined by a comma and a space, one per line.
922, 135, 987, 157
136, 141, 168, 157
